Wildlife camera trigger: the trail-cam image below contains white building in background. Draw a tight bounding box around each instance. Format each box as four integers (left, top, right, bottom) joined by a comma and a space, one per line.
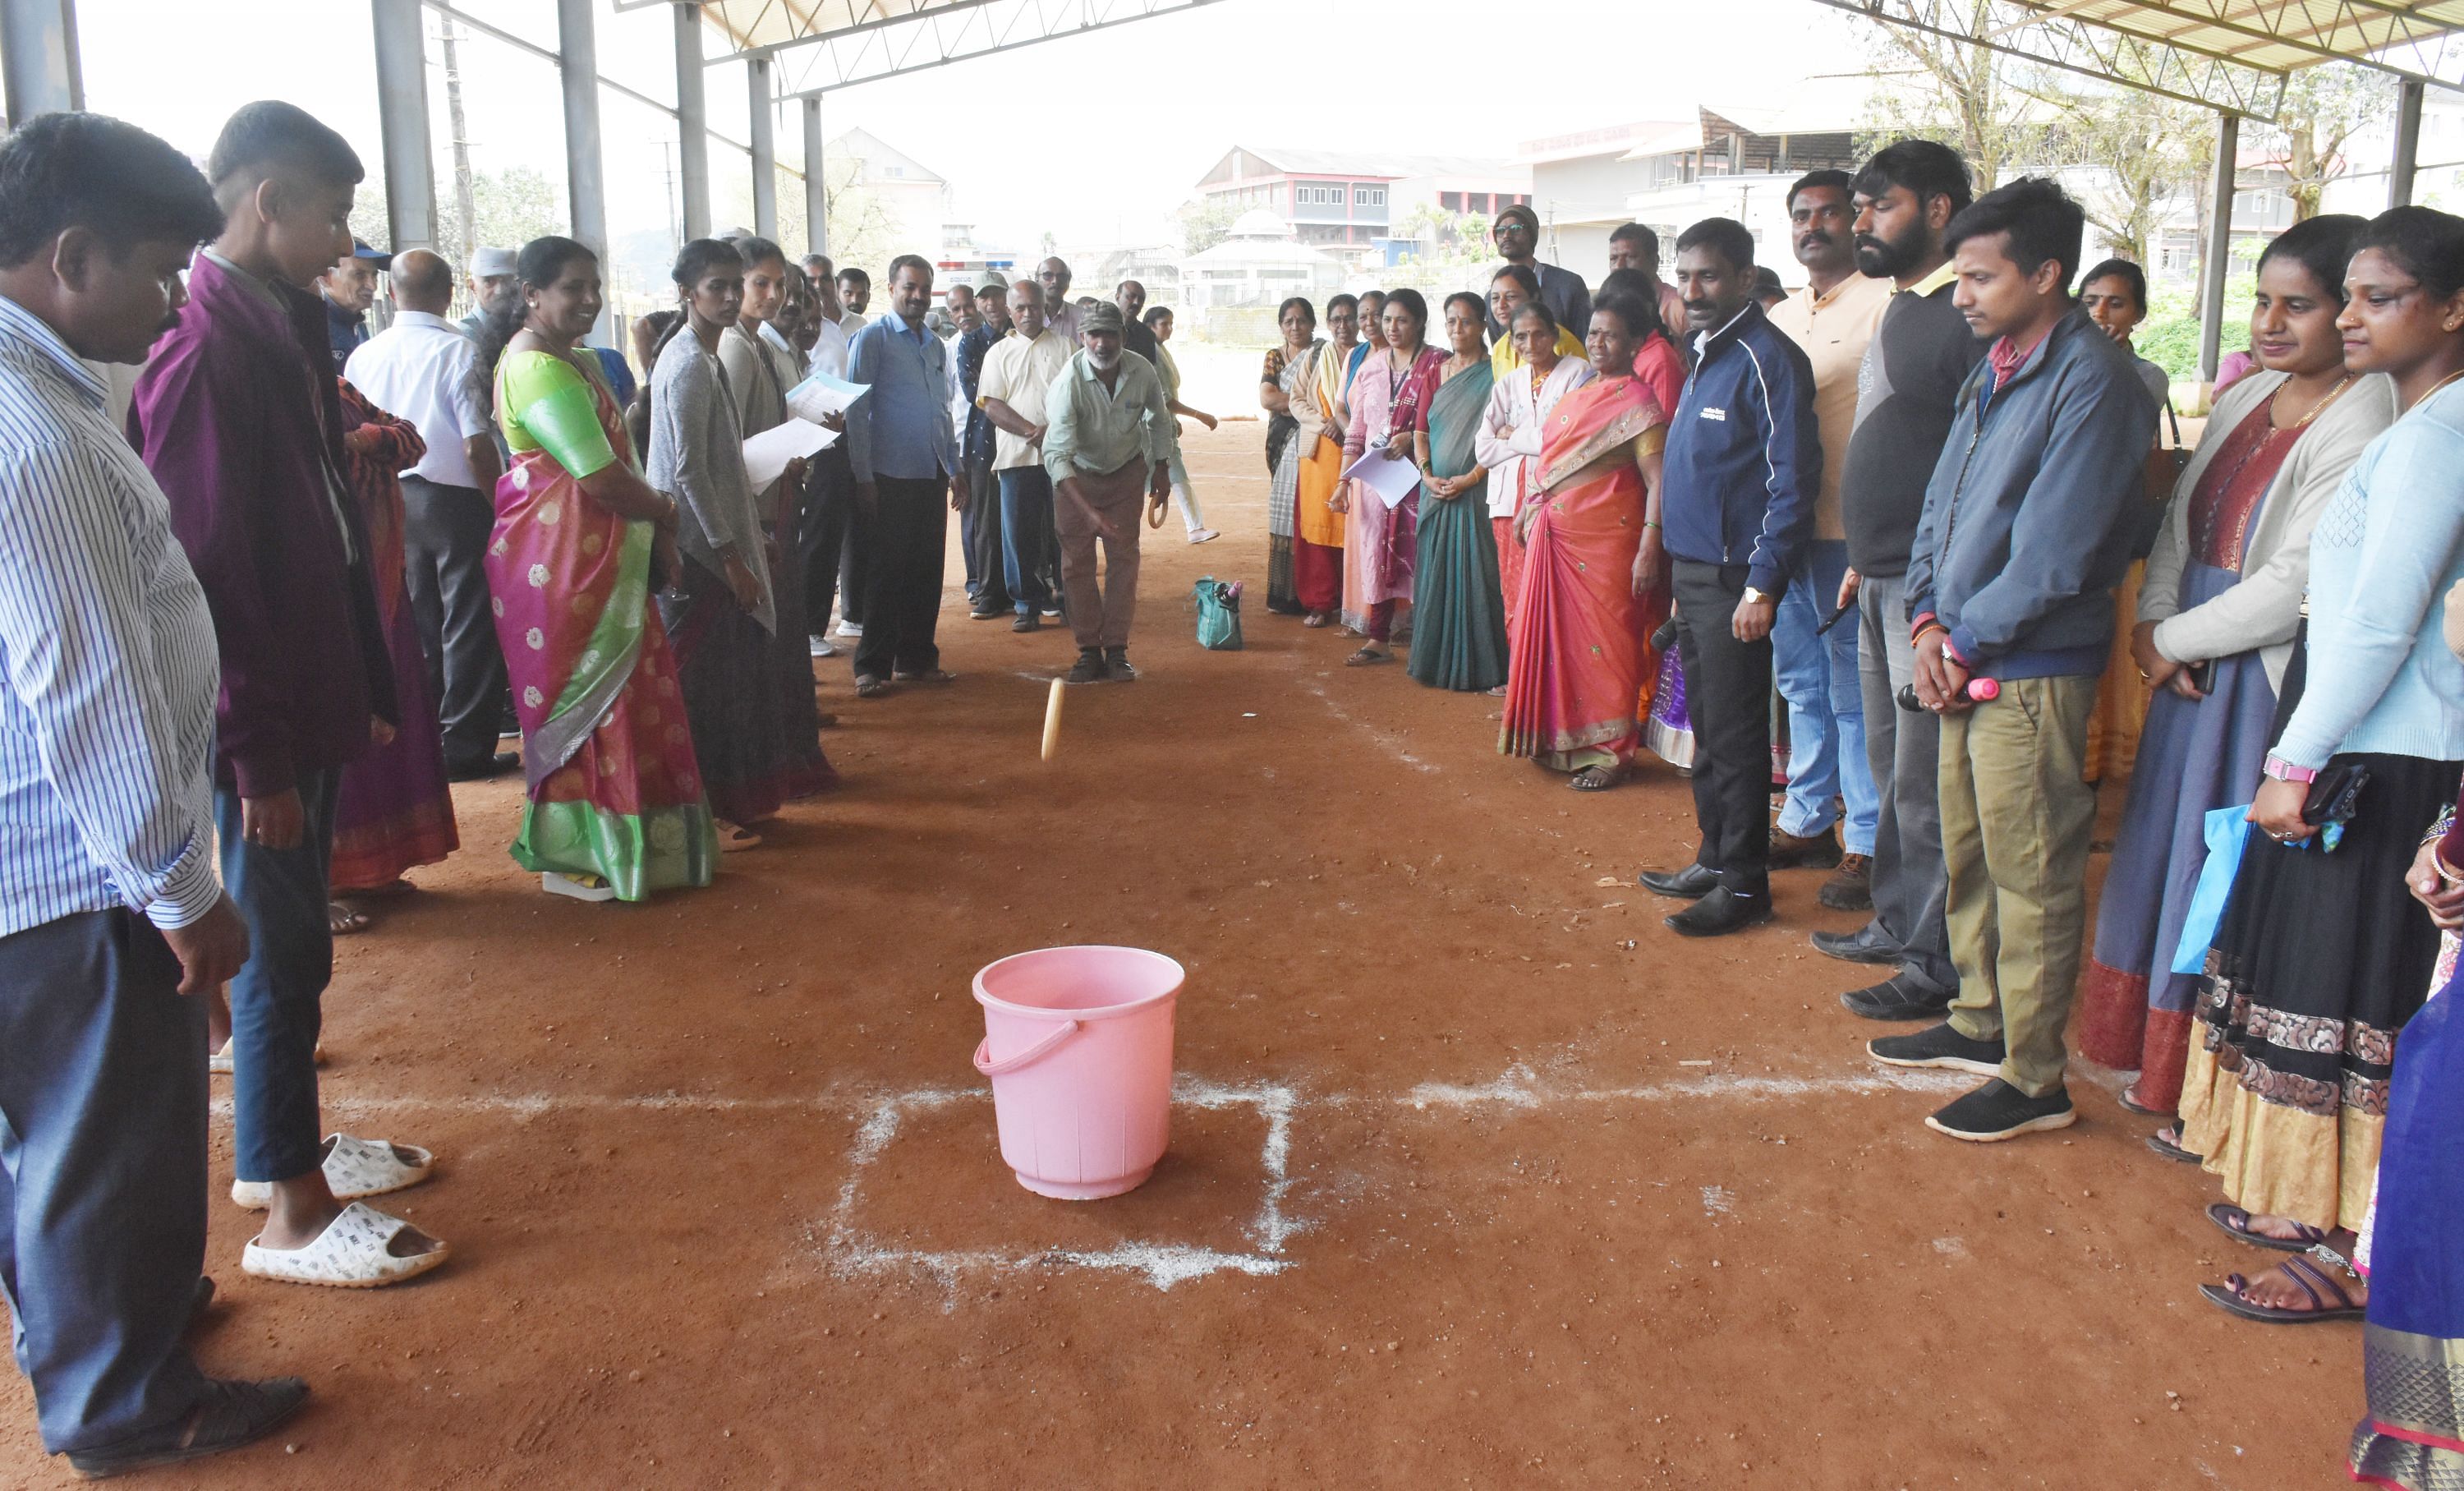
1177, 209, 1342, 310
826, 127, 951, 264
1526, 90, 1869, 288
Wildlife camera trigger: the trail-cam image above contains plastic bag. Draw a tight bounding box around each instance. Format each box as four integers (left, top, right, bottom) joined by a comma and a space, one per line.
1194, 576, 1243, 651
2171, 805, 2253, 976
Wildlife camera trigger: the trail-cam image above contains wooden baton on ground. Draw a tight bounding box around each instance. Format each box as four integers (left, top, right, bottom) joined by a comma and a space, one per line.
1041, 677, 1065, 761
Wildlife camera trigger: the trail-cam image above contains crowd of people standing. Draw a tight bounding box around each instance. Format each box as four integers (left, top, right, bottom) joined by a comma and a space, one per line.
0, 89, 2459, 1489
1253, 139, 2464, 1490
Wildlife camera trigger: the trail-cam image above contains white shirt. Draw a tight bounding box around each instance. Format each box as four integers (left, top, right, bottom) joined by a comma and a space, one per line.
0, 292, 222, 936
807, 311, 854, 380
1474, 355, 1598, 520
343, 310, 490, 490
976, 328, 1075, 472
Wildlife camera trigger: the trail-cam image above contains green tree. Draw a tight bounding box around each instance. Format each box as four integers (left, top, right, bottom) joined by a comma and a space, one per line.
2034, 77, 2213, 264
2262, 63, 2388, 220
1857, 6, 2053, 191
1176, 197, 1241, 255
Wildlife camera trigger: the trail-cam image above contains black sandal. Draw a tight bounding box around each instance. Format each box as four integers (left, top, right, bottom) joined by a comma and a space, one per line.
2198, 1254, 2366, 1323
1345, 647, 1391, 666
853, 675, 891, 698
2206, 1201, 2329, 1252
2145, 1125, 2200, 1164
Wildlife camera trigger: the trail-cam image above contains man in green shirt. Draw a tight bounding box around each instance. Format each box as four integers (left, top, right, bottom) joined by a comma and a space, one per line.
1041, 301, 1172, 683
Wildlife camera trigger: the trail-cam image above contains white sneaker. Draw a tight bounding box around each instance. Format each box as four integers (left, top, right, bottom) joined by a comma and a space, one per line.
834, 619, 864, 637
1187, 527, 1220, 545
808, 634, 839, 658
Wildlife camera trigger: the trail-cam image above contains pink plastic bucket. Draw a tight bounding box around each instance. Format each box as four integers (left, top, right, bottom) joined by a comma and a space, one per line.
972, 946, 1182, 1199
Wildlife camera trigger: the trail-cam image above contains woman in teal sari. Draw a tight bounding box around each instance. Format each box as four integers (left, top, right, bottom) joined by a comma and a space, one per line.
474, 236, 719, 902
1408, 292, 1508, 692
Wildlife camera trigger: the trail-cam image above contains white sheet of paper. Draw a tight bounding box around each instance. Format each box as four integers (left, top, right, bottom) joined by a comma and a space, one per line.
742, 418, 838, 491
784, 370, 868, 424
1343, 444, 1422, 510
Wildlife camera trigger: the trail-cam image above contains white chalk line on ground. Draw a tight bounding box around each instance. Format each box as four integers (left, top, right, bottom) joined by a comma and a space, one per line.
209, 1064, 1967, 1292
1295, 676, 1441, 773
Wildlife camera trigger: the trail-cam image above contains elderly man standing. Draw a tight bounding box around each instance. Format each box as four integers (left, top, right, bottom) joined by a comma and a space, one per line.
1484, 204, 1589, 343
344, 247, 513, 780
1043, 301, 1173, 684
316, 242, 386, 370
843, 254, 964, 696
1037, 255, 1080, 347
457, 246, 517, 341
978, 280, 1076, 633
0, 108, 309, 1479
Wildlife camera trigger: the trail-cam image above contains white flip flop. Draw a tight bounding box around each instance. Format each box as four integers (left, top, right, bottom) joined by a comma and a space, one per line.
543, 871, 616, 902
208, 1038, 324, 1075
231, 1133, 433, 1210
241, 1203, 449, 1289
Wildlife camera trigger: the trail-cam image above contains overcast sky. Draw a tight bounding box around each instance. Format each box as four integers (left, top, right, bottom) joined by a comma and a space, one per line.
75, 0, 1873, 258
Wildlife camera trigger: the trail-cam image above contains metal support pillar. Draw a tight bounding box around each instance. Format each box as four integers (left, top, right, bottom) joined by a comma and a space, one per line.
2197, 110, 2239, 385
2393, 79, 2425, 209
748, 57, 776, 239
558, 0, 610, 338
802, 95, 829, 259
1, 0, 81, 129
370, 0, 436, 251
673, 1, 710, 240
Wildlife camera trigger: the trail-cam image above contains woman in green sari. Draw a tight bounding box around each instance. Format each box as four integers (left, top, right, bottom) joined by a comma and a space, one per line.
1407, 292, 1508, 692
474, 236, 719, 902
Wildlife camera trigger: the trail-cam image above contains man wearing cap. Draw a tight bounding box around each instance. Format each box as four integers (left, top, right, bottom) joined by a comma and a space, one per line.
317, 240, 388, 370
1041, 300, 1173, 684
950, 282, 1009, 619
459, 246, 517, 341
1484, 204, 1589, 344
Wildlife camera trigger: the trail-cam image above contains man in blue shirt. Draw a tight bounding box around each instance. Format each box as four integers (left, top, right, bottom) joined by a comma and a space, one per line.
0, 110, 306, 1477
844, 254, 966, 694
1637, 217, 1821, 938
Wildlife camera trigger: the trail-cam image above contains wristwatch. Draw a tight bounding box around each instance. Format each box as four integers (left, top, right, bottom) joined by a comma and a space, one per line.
1742, 587, 1773, 605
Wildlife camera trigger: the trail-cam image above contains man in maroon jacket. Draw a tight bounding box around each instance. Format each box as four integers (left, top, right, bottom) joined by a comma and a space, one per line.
131, 101, 447, 1289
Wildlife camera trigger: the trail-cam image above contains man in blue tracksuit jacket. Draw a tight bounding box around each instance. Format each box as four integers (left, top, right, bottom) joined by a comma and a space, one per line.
1637, 217, 1822, 938
1869, 177, 2155, 1143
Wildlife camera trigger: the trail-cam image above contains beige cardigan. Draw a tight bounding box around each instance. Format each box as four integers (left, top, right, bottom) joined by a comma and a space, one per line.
2140, 368, 2397, 693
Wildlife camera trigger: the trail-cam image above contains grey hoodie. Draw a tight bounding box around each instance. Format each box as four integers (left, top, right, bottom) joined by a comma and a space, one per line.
1905, 305, 2156, 678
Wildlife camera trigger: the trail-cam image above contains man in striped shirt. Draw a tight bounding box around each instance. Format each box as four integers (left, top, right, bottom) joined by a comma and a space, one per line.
0, 112, 306, 1477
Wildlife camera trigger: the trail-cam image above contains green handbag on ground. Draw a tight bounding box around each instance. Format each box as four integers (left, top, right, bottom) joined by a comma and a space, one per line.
1194, 577, 1243, 651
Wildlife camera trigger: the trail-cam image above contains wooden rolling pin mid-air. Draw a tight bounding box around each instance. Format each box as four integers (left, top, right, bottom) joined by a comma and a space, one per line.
1041, 677, 1064, 761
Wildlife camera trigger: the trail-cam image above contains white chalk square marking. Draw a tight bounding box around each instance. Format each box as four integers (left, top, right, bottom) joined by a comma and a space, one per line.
821, 1079, 1300, 1292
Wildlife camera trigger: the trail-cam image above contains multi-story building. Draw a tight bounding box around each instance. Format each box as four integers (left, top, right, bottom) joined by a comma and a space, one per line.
1195, 146, 1530, 251
825, 127, 952, 264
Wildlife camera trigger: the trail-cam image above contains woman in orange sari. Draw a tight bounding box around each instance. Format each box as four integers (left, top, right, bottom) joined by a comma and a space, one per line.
1498, 294, 1667, 792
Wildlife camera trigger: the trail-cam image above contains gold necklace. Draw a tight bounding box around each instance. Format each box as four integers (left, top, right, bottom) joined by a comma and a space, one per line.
2272, 371, 2352, 431
2409, 366, 2464, 412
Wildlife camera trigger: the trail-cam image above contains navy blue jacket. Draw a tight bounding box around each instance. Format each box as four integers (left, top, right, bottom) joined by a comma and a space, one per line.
1660, 301, 1820, 596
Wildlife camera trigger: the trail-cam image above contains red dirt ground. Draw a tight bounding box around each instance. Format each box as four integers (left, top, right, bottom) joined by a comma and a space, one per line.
1, 421, 2360, 1489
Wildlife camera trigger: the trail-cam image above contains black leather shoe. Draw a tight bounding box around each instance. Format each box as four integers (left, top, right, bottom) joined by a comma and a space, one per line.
445, 751, 519, 782
1665, 886, 1773, 938
1811, 922, 1901, 965
1012, 612, 1040, 633
1066, 651, 1107, 684
68, 1377, 310, 1479
1638, 863, 1722, 900
1841, 973, 1956, 1022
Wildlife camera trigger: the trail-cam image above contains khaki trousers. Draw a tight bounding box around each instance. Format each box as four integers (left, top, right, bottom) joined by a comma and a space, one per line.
1054, 460, 1149, 651
1938, 674, 2099, 1098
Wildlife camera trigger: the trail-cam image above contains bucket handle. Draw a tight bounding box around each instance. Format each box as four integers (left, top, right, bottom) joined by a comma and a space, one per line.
972, 1019, 1082, 1079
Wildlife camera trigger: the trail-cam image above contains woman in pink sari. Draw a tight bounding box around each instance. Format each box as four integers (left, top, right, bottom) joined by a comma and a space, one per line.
1337, 288, 1445, 666
1499, 294, 1669, 791
473, 236, 717, 902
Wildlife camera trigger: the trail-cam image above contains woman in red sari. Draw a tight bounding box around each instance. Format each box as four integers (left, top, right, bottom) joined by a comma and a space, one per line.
328, 379, 458, 927
474, 237, 717, 902
1499, 294, 1668, 791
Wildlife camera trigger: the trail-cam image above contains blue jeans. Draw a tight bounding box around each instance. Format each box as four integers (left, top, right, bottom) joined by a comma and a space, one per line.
0, 909, 209, 1452
1772, 540, 1878, 855
999, 467, 1057, 615
215, 768, 338, 1185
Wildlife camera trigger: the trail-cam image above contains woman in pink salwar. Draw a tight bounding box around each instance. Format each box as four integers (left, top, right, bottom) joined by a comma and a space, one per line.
1499, 294, 1669, 791
1337, 288, 1445, 666
472, 237, 717, 902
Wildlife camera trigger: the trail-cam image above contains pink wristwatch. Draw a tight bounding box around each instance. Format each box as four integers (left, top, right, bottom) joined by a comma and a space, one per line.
2262, 755, 2319, 785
